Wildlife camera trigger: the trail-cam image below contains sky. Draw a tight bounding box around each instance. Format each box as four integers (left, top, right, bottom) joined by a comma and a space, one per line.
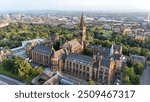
0, 0, 150, 12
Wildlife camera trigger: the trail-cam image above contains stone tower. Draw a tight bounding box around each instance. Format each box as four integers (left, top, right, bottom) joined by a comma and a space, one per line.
80, 13, 86, 50
50, 47, 59, 73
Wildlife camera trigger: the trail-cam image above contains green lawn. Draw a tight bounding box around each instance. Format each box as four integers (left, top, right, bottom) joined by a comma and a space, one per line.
100, 30, 113, 36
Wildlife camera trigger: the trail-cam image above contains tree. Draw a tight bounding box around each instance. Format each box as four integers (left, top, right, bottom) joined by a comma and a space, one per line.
88, 80, 96, 85
122, 45, 128, 55
103, 40, 112, 47
34, 67, 43, 75
124, 66, 137, 85
2, 58, 14, 72
124, 62, 143, 85
14, 58, 33, 79
122, 76, 131, 85
134, 62, 144, 75
2, 56, 43, 82
132, 75, 140, 85
124, 66, 133, 76
128, 67, 136, 82
130, 47, 141, 55
90, 38, 99, 45
141, 49, 149, 56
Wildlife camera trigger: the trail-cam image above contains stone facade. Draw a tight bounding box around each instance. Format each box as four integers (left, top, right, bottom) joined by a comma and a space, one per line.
91, 44, 123, 84
31, 46, 51, 66
63, 53, 93, 81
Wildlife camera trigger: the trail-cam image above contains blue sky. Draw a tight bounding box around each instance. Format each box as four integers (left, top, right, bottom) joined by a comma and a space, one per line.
0, 0, 150, 11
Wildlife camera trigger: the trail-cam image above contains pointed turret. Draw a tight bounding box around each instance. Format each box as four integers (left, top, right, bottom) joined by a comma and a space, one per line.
51, 46, 56, 57
110, 44, 114, 57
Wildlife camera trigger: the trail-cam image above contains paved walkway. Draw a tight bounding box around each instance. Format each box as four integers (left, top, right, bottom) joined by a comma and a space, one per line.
0, 80, 8, 85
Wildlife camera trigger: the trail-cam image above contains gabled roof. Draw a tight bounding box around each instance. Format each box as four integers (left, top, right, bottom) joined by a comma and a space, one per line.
98, 47, 110, 58
62, 39, 81, 50
113, 45, 121, 53
32, 46, 51, 55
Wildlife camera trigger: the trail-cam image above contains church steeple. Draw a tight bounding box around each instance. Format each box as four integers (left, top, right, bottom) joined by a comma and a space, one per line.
80, 13, 86, 30
80, 13, 86, 50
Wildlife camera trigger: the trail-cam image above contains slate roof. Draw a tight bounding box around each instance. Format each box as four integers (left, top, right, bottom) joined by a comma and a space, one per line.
67, 53, 93, 66
62, 39, 81, 50
131, 55, 146, 61
101, 58, 111, 69
98, 47, 110, 58
32, 46, 51, 55
113, 45, 121, 53
113, 54, 121, 60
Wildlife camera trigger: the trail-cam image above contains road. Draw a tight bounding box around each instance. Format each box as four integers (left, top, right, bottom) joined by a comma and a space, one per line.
140, 65, 150, 85
0, 74, 24, 85
0, 80, 7, 85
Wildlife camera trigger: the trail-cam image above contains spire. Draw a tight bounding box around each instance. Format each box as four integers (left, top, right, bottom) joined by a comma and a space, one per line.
80, 13, 86, 30
79, 13, 86, 51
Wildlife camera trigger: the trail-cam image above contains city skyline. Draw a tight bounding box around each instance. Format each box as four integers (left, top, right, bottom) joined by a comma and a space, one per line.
0, 0, 150, 12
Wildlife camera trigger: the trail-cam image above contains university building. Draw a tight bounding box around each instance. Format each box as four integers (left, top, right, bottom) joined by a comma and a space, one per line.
92, 44, 122, 84
26, 14, 122, 84
63, 53, 93, 80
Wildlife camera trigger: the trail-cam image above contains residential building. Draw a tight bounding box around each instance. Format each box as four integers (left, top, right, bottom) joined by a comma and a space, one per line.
0, 47, 11, 63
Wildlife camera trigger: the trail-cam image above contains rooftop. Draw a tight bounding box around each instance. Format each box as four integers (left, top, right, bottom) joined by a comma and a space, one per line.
113, 45, 121, 53
67, 53, 93, 66
54, 49, 65, 60
131, 55, 146, 61
32, 46, 51, 55
58, 76, 79, 85
98, 47, 110, 58
113, 54, 121, 60
101, 58, 111, 69
62, 39, 81, 50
